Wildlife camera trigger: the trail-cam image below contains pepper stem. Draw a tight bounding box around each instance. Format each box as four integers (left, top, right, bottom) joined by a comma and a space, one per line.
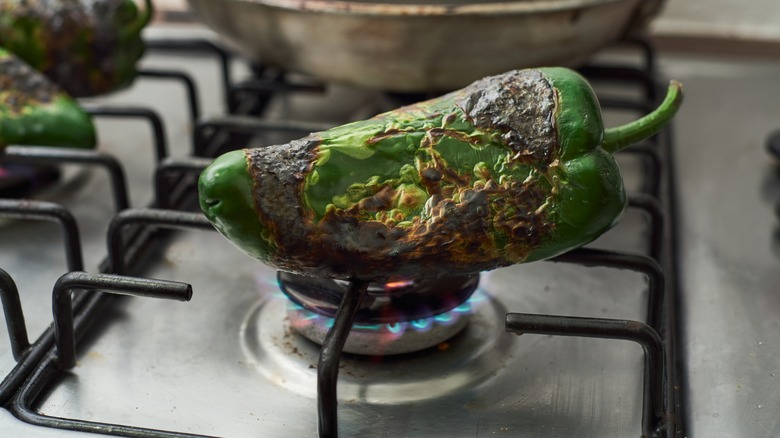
125, 0, 154, 38
602, 80, 684, 154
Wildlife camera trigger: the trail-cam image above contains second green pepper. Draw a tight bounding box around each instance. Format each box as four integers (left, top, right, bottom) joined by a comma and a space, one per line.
0, 0, 152, 97
1, 47, 96, 150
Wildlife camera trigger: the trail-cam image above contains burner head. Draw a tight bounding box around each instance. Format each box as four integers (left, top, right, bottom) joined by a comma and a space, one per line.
278, 272, 480, 355
278, 272, 478, 323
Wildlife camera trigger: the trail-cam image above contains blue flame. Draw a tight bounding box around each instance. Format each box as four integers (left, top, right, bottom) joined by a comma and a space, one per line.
411, 318, 431, 331
433, 312, 454, 324
286, 289, 488, 335
386, 322, 404, 334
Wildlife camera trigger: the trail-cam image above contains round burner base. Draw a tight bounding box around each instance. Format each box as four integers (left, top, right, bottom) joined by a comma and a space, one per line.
240, 289, 512, 403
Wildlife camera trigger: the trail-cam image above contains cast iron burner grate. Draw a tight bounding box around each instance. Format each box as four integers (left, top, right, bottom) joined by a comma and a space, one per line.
0, 42, 216, 407
0, 36, 684, 438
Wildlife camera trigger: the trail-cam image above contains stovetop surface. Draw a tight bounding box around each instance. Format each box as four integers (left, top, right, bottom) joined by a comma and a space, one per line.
1, 25, 779, 437
661, 55, 780, 437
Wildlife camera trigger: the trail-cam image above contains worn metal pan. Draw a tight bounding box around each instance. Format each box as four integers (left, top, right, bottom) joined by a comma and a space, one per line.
187, 0, 663, 92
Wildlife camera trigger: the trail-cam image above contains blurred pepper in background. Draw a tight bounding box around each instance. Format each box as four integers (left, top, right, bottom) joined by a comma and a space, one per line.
0, 47, 96, 149
0, 0, 152, 97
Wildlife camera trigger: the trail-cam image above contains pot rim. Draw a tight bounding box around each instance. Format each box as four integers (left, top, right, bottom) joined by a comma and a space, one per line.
225, 0, 640, 16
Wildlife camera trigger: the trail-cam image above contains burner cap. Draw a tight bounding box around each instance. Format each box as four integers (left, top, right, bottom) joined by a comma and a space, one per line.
277, 272, 479, 324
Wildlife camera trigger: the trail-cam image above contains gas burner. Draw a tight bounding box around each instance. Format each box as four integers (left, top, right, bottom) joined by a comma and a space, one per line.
278, 272, 479, 354
240, 288, 511, 402
288, 296, 473, 355
278, 272, 479, 323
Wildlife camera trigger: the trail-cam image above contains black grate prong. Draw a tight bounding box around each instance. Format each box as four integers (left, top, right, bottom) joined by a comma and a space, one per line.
52, 272, 192, 370
137, 69, 201, 123
579, 65, 657, 102
154, 157, 213, 209
193, 115, 332, 157
506, 313, 666, 438
622, 143, 662, 198
84, 105, 169, 161
550, 248, 664, 334
317, 280, 370, 438
144, 38, 234, 111
0, 268, 30, 361
107, 208, 214, 275
0, 198, 84, 272
628, 193, 664, 261
3, 146, 131, 211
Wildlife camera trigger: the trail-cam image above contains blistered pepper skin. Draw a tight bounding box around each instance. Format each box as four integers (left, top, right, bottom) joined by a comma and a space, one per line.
199, 68, 683, 281
0, 48, 96, 149
0, 0, 152, 97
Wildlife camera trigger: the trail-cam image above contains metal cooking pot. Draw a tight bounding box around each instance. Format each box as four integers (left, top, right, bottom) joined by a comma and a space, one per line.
187, 0, 663, 92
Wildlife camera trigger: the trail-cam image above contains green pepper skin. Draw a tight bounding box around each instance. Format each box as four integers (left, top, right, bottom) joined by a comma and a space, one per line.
199, 68, 683, 281
0, 0, 152, 97
0, 47, 96, 149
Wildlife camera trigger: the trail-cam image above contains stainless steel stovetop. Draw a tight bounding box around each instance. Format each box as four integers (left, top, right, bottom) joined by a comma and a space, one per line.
1, 25, 779, 437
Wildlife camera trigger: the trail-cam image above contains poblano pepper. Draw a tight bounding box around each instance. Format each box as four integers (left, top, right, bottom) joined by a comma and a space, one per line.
198, 68, 683, 281
1, 47, 96, 149
0, 0, 152, 97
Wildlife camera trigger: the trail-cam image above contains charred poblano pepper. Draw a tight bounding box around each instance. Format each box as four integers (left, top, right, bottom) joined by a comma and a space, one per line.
0, 0, 152, 97
1, 47, 96, 149
199, 68, 683, 281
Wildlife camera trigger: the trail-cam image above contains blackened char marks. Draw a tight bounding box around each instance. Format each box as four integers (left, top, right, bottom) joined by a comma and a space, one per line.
246, 137, 319, 257
491, 179, 553, 262
0, 55, 60, 112
303, 186, 499, 280
457, 69, 558, 169
0, 0, 137, 96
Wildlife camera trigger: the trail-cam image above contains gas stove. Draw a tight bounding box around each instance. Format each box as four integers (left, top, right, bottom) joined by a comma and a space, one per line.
1, 25, 778, 438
